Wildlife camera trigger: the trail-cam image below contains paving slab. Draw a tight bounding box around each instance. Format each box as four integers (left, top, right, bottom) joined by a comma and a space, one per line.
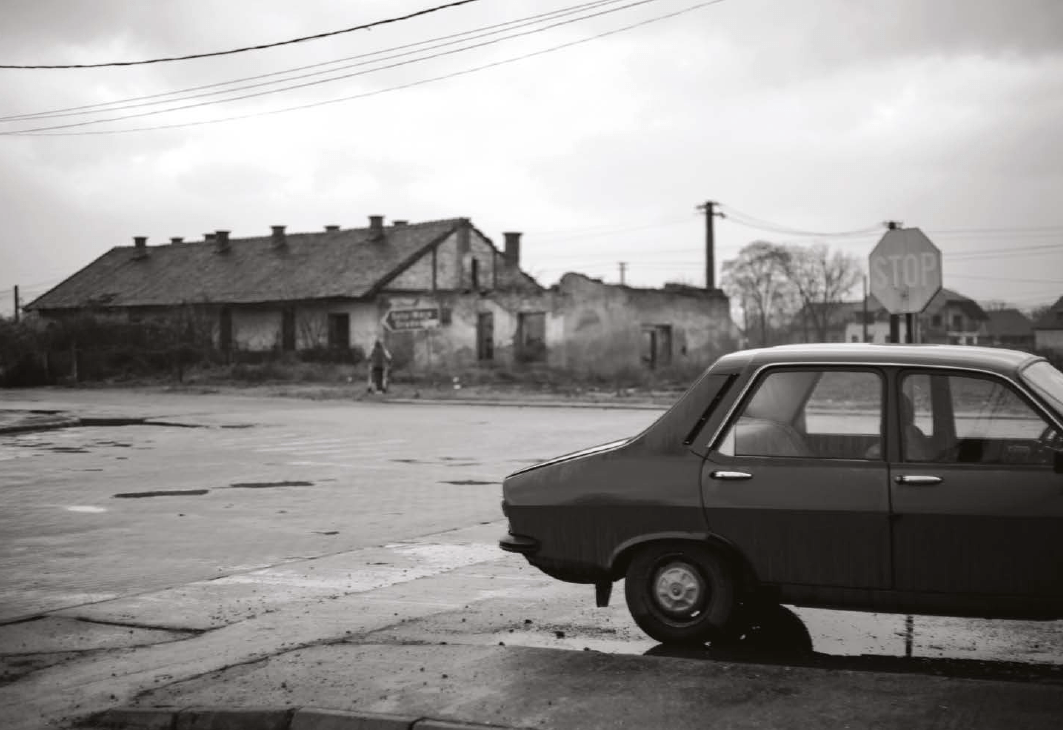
111, 643, 1063, 730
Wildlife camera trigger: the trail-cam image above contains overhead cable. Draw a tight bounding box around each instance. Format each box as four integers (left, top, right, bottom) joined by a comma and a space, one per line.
2, 0, 670, 134
0, 0, 625, 122
6, 0, 730, 136
0, 0, 485, 69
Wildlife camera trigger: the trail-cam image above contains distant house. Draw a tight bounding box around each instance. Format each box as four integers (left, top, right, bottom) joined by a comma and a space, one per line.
985, 308, 1035, 351
787, 300, 868, 343
26, 217, 547, 370
842, 288, 989, 345
25, 215, 738, 375
1033, 295, 1063, 356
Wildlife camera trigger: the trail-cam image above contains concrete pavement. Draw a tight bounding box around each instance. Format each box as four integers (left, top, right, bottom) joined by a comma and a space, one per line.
84, 641, 1063, 730
5, 388, 1063, 730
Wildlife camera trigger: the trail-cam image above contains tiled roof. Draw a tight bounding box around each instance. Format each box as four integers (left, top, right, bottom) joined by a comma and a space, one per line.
1033, 295, 1063, 330
985, 308, 1033, 337
27, 219, 464, 311
866, 288, 988, 320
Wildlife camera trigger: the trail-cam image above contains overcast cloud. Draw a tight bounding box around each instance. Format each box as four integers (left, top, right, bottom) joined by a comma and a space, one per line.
1, 0, 1061, 315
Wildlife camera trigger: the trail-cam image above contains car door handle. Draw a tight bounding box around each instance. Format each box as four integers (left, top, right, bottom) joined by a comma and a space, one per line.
894, 475, 942, 486
710, 470, 753, 481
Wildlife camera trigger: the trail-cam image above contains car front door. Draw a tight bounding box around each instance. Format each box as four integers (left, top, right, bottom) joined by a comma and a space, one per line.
700, 367, 892, 590
891, 370, 1063, 600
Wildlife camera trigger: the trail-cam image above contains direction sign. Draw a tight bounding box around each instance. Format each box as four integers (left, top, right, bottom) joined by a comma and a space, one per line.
383, 307, 440, 331
869, 228, 942, 314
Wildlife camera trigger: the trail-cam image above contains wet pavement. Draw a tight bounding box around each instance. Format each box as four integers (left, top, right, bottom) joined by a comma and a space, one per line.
2, 390, 1063, 728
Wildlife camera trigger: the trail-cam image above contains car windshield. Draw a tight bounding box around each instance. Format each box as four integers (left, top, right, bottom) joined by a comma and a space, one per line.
1021, 360, 1063, 419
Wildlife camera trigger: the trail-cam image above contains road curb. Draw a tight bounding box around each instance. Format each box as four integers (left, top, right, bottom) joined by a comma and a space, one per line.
383, 397, 667, 411
85, 707, 530, 730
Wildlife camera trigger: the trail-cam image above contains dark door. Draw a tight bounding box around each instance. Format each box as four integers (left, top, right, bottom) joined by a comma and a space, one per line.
891, 371, 1063, 598
281, 308, 295, 351
219, 308, 233, 352
477, 312, 494, 361
327, 313, 350, 350
700, 367, 891, 589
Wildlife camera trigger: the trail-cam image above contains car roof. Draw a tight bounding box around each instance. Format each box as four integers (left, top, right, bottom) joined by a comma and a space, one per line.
711, 343, 1039, 376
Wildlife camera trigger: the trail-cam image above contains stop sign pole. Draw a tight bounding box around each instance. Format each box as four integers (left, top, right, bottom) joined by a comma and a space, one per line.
868, 226, 943, 344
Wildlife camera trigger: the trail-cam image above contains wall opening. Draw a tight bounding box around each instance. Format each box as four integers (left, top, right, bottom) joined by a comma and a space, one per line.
219, 308, 233, 352
516, 312, 547, 362
477, 312, 494, 361
281, 308, 296, 351
642, 324, 673, 370
327, 313, 350, 350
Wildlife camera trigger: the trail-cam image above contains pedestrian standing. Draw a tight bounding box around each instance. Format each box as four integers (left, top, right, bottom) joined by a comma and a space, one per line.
368, 339, 392, 393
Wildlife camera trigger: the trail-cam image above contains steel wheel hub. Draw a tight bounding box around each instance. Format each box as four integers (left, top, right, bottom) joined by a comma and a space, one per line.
653, 563, 703, 615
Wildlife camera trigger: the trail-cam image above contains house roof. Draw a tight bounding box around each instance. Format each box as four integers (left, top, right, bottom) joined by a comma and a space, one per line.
865, 287, 988, 320
27, 219, 470, 311
1033, 295, 1063, 330
985, 308, 1033, 337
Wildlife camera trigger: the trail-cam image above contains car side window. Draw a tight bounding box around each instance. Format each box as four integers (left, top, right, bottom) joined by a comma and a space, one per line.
901, 372, 1056, 465
716, 369, 883, 460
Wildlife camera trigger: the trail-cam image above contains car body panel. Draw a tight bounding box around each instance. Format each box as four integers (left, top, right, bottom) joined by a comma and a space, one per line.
500, 344, 1063, 619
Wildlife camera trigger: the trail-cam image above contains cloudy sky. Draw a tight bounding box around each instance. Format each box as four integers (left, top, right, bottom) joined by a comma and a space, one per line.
1, 0, 1061, 317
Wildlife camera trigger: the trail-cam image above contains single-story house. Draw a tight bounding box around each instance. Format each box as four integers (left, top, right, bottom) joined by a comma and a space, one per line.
1033, 295, 1063, 356
26, 215, 738, 376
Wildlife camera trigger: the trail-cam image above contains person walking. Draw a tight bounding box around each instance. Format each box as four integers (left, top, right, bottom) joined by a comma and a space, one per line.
368, 338, 392, 394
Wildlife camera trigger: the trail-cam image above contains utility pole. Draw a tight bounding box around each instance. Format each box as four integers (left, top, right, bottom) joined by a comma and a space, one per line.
885, 220, 902, 342
697, 200, 724, 291
618, 262, 627, 286
862, 275, 868, 343
13, 285, 19, 323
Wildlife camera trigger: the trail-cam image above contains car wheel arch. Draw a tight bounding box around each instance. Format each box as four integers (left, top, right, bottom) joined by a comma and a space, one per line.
608, 532, 756, 590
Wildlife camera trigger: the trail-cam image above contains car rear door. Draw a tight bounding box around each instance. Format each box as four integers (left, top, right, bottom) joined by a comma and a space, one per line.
891, 370, 1063, 599
699, 366, 892, 589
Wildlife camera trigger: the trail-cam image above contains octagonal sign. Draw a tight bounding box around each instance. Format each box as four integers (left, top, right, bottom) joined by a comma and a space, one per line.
869, 228, 943, 314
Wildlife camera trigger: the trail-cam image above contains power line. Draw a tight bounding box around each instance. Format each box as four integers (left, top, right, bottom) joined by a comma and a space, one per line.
0, 0, 485, 69
0, 0, 626, 123
718, 203, 885, 238
6, 0, 730, 136
2, 0, 672, 134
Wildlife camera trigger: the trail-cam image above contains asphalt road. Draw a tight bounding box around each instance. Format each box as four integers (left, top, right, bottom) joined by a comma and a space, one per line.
1, 389, 1062, 729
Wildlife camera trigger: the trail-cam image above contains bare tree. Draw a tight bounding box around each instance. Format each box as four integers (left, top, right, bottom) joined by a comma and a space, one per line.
778, 243, 862, 342
721, 241, 796, 347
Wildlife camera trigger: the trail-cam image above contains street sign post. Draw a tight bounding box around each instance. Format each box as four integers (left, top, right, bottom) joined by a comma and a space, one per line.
869, 227, 943, 344
869, 228, 942, 315
382, 307, 440, 331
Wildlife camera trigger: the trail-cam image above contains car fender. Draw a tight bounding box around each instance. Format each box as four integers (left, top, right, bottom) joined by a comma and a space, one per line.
608, 530, 759, 589
607, 531, 711, 579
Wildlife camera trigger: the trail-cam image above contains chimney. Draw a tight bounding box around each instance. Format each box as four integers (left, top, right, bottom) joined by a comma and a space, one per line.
393, 220, 408, 227
215, 230, 230, 252
368, 215, 384, 240
133, 236, 147, 250
271, 225, 287, 247
324, 224, 340, 232
503, 231, 522, 267
170, 237, 183, 244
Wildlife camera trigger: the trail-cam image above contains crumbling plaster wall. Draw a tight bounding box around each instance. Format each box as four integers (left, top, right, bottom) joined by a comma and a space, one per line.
552, 274, 738, 376
377, 290, 557, 371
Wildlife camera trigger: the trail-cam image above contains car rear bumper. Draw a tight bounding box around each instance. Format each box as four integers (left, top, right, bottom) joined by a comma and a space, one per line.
499, 532, 539, 555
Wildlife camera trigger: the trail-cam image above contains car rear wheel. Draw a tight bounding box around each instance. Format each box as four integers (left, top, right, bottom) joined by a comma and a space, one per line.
624, 542, 736, 645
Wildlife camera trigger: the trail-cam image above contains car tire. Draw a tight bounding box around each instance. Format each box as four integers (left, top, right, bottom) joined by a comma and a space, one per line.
624, 542, 736, 645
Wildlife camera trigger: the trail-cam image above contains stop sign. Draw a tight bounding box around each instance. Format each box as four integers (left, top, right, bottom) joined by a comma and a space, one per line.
869, 228, 943, 314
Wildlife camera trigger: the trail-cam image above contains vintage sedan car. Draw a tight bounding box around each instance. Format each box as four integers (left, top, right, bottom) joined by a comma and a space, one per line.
500, 344, 1063, 644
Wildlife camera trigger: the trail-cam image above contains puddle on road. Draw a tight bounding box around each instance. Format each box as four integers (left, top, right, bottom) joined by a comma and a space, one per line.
113, 489, 210, 498
227, 481, 314, 489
